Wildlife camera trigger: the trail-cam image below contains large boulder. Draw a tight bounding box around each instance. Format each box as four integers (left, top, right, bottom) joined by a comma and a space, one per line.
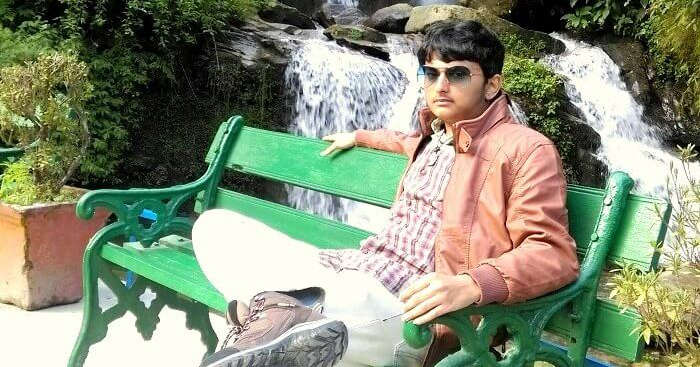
323, 25, 390, 61
258, 3, 315, 29
366, 3, 413, 33
457, 0, 517, 17
405, 5, 564, 55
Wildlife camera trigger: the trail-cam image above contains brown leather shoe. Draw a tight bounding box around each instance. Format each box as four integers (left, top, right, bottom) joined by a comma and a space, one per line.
200, 289, 348, 367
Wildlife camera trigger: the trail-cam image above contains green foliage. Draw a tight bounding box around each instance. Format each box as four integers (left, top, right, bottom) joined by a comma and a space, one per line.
647, 0, 700, 117
57, 0, 267, 183
500, 33, 546, 59
563, 0, 648, 35
0, 159, 41, 205
0, 0, 267, 185
502, 55, 572, 160
0, 22, 63, 67
610, 145, 700, 366
0, 52, 93, 203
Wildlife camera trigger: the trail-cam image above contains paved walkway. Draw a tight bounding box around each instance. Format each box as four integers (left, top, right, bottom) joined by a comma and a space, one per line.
0, 282, 227, 366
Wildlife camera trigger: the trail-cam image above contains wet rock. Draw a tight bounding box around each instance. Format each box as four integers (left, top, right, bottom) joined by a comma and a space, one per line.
319, 4, 369, 26
591, 35, 652, 106
313, 7, 335, 28
258, 3, 315, 30
324, 24, 387, 44
405, 6, 564, 55
457, 0, 517, 17
323, 25, 390, 61
279, 0, 324, 16
564, 102, 607, 187
366, 3, 413, 33
589, 34, 693, 147
574, 148, 609, 187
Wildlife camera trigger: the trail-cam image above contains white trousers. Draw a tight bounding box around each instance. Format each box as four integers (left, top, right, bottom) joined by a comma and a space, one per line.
192, 209, 431, 367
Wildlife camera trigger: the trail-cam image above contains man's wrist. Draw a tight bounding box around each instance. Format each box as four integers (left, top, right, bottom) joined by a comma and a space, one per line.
457, 273, 482, 303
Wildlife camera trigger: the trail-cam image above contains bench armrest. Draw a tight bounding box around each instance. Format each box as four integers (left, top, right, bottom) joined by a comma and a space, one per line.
76, 181, 206, 244
77, 116, 243, 244
402, 281, 584, 366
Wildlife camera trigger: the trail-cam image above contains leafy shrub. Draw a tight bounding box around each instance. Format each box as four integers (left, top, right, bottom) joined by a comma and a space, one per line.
502, 55, 572, 160
0, 52, 92, 204
646, 0, 700, 117
610, 145, 700, 366
563, 0, 648, 35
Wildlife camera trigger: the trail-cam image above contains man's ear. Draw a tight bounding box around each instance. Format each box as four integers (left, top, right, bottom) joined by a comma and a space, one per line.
485, 74, 503, 100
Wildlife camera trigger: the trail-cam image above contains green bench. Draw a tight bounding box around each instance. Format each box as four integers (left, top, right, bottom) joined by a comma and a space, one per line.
68, 116, 670, 366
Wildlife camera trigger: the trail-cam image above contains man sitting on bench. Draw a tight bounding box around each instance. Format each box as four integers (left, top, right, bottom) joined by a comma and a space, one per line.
192, 20, 579, 367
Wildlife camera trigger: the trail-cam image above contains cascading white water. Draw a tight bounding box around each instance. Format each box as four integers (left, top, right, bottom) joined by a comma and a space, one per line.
284, 37, 420, 232
288, 30, 686, 231
541, 34, 699, 197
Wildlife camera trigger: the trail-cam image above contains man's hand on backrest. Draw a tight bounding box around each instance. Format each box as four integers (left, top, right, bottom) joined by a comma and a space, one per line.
320, 132, 357, 156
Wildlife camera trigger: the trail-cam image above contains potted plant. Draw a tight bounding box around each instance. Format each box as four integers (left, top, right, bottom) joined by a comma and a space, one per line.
0, 52, 110, 310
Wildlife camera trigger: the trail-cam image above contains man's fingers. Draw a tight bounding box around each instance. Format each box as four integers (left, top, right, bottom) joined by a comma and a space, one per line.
413, 304, 447, 325
399, 273, 433, 302
402, 294, 441, 323
322, 134, 336, 142
320, 143, 337, 156
402, 284, 437, 316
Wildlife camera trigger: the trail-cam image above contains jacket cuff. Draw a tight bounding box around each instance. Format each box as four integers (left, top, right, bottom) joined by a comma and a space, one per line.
465, 264, 509, 306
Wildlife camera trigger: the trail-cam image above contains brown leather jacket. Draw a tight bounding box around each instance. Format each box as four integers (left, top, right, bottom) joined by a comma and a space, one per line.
355, 93, 579, 362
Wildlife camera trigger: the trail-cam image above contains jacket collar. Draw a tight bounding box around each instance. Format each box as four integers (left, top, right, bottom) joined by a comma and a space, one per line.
418, 92, 512, 153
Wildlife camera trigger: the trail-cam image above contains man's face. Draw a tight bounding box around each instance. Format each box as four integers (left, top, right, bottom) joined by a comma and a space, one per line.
422, 55, 489, 124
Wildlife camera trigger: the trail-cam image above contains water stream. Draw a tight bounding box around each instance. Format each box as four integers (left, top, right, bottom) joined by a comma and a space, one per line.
541, 34, 699, 197
283, 28, 689, 233
283, 35, 419, 232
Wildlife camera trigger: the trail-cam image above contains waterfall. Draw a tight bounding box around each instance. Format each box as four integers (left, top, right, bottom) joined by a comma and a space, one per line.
284, 37, 421, 232
541, 33, 699, 197
284, 31, 688, 233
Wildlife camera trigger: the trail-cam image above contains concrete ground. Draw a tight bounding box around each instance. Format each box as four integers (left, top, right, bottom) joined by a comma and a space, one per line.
0, 282, 629, 367
0, 282, 228, 367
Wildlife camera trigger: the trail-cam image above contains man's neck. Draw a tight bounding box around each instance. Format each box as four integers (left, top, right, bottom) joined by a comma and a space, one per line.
444, 100, 490, 136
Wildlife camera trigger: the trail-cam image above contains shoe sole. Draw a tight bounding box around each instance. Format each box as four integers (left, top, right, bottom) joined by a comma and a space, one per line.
202, 319, 348, 367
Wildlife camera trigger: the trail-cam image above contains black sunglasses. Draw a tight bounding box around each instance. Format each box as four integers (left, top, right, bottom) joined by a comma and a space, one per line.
417, 65, 480, 87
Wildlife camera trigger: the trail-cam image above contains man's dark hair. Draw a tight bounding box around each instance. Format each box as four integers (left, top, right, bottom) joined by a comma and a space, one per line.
417, 20, 505, 79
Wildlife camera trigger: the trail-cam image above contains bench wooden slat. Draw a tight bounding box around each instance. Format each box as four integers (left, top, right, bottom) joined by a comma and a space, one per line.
101, 242, 227, 312
196, 188, 372, 250
567, 187, 669, 271
204, 126, 406, 208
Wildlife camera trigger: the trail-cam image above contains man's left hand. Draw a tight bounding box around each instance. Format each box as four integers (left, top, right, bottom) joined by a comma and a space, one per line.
399, 272, 481, 325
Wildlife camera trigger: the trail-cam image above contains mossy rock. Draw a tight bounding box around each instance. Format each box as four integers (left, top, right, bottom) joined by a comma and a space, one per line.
323, 24, 387, 43
405, 5, 564, 56
458, 0, 517, 17
323, 25, 390, 60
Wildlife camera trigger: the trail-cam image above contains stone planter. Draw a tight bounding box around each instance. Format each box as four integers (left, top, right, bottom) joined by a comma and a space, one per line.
0, 194, 109, 310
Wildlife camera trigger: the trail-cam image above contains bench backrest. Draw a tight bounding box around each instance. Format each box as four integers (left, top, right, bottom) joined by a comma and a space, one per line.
194, 122, 671, 360
196, 124, 670, 270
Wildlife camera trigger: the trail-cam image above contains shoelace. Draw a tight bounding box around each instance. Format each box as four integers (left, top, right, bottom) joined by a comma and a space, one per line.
220, 297, 301, 349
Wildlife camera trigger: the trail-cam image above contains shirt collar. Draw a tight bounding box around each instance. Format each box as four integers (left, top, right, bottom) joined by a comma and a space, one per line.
430, 119, 454, 145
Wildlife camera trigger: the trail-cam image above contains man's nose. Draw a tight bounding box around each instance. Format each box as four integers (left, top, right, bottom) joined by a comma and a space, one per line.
436, 72, 450, 91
